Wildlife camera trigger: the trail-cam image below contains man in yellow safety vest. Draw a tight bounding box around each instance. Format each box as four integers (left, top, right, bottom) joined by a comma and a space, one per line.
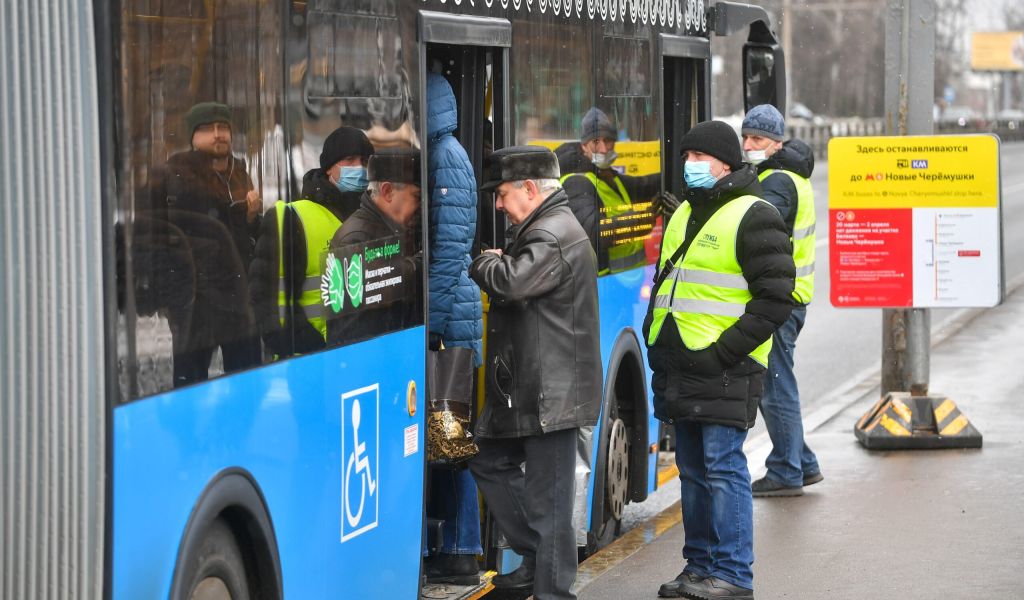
249, 126, 374, 357
741, 103, 822, 498
555, 107, 661, 274
643, 120, 794, 600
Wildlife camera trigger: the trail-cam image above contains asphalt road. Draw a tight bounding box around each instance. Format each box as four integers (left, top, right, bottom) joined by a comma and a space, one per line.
620, 139, 1024, 530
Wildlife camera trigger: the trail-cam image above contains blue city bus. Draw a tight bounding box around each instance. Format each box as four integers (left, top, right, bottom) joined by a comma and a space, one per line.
2, 1, 784, 598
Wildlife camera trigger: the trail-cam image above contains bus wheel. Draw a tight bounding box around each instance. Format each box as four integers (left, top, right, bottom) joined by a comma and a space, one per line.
605, 417, 629, 523
589, 396, 629, 554
183, 518, 251, 600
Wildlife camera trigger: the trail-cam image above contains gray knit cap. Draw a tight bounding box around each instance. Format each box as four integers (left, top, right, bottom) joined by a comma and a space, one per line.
580, 107, 618, 143
741, 104, 786, 141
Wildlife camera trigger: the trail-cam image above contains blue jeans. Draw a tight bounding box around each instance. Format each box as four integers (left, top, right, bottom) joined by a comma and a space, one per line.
761, 306, 820, 487
674, 421, 754, 591
427, 467, 483, 554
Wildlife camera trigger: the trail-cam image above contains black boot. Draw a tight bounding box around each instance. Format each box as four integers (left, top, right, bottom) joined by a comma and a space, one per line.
425, 553, 480, 586
658, 571, 705, 598
491, 557, 535, 591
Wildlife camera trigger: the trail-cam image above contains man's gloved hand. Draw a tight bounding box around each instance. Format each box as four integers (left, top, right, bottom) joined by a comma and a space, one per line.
655, 191, 681, 219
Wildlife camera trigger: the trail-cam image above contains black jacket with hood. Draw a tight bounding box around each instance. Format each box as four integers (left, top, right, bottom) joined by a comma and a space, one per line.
554, 142, 660, 271
248, 168, 364, 357
470, 189, 602, 438
755, 139, 815, 234
646, 164, 795, 429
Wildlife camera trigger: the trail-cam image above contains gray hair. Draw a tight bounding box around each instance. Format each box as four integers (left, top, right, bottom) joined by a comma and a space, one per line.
510, 179, 561, 194
368, 181, 407, 196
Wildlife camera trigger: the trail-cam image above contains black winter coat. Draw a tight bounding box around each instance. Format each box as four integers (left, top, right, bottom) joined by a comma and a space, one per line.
248, 168, 364, 356
470, 189, 603, 438
325, 193, 422, 346
554, 142, 660, 271
756, 139, 815, 233
647, 165, 795, 429
138, 151, 259, 316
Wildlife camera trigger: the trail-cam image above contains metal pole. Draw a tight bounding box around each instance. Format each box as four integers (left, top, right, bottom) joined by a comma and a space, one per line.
881, 0, 935, 397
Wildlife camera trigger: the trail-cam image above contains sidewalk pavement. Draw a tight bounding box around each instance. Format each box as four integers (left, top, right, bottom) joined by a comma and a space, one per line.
577, 285, 1024, 599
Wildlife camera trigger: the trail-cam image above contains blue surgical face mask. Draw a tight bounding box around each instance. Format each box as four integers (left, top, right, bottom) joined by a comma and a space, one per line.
336, 166, 368, 193
684, 160, 718, 189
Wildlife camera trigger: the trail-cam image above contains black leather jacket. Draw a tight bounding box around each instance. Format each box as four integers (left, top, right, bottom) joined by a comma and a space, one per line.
470, 189, 602, 438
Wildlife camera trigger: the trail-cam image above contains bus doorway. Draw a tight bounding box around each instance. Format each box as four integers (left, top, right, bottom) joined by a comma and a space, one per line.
418, 11, 510, 599
652, 34, 712, 486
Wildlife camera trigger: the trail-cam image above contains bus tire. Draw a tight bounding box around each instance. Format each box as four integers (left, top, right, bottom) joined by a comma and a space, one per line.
585, 386, 626, 557
170, 470, 282, 600
180, 518, 251, 600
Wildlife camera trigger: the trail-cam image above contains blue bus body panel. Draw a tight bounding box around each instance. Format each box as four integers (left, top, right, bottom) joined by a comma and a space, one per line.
113, 328, 426, 598
585, 265, 660, 529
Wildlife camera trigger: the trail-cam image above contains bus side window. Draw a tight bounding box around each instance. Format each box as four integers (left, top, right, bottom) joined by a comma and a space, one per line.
115, 0, 286, 399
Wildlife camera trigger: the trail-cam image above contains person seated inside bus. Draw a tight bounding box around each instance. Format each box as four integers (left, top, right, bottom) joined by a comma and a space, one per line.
422, 71, 484, 585
555, 107, 661, 274
138, 102, 262, 387
248, 126, 375, 358
325, 148, 423, 347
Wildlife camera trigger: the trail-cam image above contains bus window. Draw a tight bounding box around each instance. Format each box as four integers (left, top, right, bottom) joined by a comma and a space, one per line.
116, 0, 287, 399
296, 5, 424, 351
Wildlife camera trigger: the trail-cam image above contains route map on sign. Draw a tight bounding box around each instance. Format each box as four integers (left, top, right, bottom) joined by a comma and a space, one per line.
827, 135, 1003, 308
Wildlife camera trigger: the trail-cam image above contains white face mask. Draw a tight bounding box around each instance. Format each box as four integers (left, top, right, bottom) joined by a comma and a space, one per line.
745, 149, 768, 165
591, 150, 618, 170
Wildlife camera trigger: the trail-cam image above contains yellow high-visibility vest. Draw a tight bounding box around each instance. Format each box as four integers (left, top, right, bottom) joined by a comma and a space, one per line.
275, 199, 342, 338
646, 195, 772, 366
759, 168, 815, 304
561, 171, 647, 274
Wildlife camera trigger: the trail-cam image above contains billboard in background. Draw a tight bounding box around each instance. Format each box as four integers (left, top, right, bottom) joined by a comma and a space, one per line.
970, 31, 1024, 71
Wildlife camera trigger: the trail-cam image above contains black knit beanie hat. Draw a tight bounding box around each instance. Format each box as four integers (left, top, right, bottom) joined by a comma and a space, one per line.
320, 126, 375, 169
679, 120, 744, 171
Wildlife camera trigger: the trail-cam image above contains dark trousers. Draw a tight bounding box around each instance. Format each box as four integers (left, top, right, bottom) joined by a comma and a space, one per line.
169, 302, 260, 387
469, 428, 578, 600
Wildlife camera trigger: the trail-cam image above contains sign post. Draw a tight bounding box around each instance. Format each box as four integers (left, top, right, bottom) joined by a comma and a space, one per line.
828, 133, 999, 449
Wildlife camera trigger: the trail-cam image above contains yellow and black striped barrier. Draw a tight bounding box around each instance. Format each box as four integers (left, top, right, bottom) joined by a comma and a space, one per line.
854, 392, 982, 449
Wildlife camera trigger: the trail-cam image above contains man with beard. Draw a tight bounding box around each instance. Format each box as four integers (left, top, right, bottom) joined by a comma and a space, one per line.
644, 121, 794, 599
142, 102, 262, 386
249, 126, 374, 357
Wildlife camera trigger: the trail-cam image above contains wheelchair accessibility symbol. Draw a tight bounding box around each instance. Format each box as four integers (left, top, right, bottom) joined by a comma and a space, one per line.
341, 384, 379, 542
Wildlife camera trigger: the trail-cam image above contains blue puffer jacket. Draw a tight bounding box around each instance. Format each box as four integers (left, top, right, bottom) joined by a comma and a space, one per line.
426, 72, 483, 366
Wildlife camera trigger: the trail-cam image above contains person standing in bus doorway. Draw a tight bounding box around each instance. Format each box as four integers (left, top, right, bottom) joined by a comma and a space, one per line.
741, 104, 823, 498
249, 126, 374, 358
422, 72, 485, 584
326, 148, 422, 346
469, 146, 602, 600
555, 107, 661, 274
643, 121, 794, 600
142, 102, 263, 386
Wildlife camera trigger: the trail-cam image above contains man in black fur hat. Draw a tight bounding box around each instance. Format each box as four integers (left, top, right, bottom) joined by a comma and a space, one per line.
468, 146, 601, 600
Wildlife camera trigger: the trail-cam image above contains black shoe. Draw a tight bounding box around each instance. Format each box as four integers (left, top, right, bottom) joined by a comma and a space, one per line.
751, 476, 803, 497
658, 571, 706, 597
679, 576, 754, 599
803, 471, 824, 487
425, 553, 480, 586
491, 559, 534, 591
